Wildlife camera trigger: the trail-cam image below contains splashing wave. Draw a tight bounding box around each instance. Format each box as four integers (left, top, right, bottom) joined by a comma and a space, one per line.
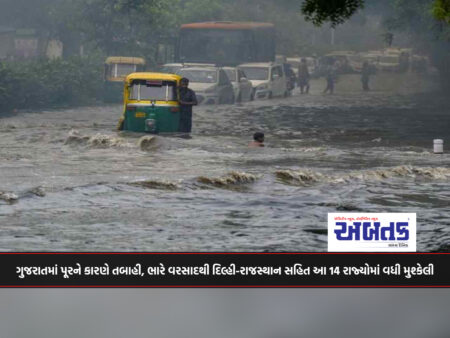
276, 165, 450, 186
64, 129, 131, 148
197, 171, 260, 187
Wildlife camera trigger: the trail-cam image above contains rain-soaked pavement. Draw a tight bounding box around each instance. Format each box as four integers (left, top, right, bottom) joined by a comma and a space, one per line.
0, 73, 449, 251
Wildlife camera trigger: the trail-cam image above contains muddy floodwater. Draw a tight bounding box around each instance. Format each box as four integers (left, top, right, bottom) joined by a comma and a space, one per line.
0, 73, 449, 251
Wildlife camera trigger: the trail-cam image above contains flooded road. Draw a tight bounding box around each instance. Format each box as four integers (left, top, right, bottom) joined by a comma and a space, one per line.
0, 73, 449, 251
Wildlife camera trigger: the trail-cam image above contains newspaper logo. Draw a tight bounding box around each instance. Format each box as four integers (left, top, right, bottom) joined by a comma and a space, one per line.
328, 213, 416, 252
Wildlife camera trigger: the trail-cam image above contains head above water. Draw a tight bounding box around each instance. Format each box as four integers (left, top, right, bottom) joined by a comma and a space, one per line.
253, 132, 264, 143
180, 77, 189, 87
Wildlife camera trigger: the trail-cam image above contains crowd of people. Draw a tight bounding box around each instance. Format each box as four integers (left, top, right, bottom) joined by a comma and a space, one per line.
293, 57, 375, 95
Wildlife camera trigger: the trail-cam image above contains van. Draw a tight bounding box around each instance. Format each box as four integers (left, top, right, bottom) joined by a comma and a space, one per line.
238, 62, 288, 99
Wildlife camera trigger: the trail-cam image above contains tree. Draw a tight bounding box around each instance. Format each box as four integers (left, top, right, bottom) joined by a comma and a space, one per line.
300, 0, 450, 27
301, 0, 365, 27
433, 0, 450, 24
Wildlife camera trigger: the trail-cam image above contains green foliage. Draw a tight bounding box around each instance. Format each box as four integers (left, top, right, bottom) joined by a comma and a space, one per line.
432, 0, 450, 23
0, 57, 104, 113
175, 0, 224, 23
301, 0, 365, 27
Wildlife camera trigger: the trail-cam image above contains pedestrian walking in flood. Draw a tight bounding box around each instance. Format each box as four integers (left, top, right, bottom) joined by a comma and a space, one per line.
323, 63, 336, 94
361, 61, 371, 91
297, 58, 310, 94
178, 77, 197, 133
249, 132, 265, 147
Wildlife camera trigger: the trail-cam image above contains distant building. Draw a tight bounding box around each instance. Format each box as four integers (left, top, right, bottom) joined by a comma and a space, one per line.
46, 39, 63, 60
14, 29, 39, 59
0, 26, 15, 60
0, 27, 66, 60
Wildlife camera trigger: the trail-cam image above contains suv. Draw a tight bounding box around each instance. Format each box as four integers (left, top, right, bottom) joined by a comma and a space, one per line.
177, 66, 235, 105
238, 63, 288, 99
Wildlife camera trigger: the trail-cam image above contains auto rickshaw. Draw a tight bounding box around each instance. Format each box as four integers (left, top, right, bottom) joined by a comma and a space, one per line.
104, 56, 146, 102
117, 72, 182, 133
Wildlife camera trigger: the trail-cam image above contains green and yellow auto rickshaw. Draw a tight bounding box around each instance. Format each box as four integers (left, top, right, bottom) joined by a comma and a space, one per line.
117, 72, 182, 133
104, 56, 146, 102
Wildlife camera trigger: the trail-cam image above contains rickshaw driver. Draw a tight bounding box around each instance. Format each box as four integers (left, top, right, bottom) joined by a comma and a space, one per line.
178, 77, 197, 133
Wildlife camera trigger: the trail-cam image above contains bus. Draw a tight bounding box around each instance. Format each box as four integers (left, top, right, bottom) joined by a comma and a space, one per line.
176, 22, 275, 66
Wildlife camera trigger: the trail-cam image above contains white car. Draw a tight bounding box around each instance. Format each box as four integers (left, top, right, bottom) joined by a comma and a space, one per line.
160, 63, 214, 74
177, 67, 235, 105
160, 63, 184, 74
223, 67, 254, 102
238, 63, 288, 99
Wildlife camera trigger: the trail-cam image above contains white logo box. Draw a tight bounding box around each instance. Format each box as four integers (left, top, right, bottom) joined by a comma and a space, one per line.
328, 213, 416, 252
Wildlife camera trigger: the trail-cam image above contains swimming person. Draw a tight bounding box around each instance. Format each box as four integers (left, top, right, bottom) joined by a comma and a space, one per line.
249, 132, 265, 147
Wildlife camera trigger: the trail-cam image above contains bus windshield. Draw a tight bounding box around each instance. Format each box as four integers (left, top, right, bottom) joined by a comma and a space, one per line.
179, 29, 253, 65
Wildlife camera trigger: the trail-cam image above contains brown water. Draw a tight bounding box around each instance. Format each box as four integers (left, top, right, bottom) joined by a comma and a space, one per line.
0, 73, 449, 251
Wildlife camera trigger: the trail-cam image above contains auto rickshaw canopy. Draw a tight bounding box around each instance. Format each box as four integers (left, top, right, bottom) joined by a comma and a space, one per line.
125, 72, 182, 86
105, 56, 146, 65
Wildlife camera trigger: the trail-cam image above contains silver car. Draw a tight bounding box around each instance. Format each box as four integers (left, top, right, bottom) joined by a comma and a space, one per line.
223, 67, 254, 102
177, 67, 235, 105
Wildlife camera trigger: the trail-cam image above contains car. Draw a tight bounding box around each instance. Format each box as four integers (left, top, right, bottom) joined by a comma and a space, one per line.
238, 62, 288, 99
275, 54, 287, 64
160, 63, 184, 74
159, 63, 215, 75
177, 66, 235, 105
378, 54, 401, 72
322, 51, 357, 74
223, 67, 254, 102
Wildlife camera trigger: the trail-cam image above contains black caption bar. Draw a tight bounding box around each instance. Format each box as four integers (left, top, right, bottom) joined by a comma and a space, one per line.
2, 253, 450, 287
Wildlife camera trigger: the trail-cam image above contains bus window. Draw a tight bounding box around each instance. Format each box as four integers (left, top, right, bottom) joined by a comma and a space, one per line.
177, 22, 275, 65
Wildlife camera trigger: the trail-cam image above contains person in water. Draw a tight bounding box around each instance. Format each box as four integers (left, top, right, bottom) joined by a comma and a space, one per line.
323, 63, 336, 94
179, 77, 197, 133
361, 61, 371, 91
249, 132, 265, 147
297, 58, 310, 94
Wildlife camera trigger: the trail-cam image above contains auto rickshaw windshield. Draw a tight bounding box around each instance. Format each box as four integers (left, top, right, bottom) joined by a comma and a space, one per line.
129, 80, 178, 101
107, 63, 138, 78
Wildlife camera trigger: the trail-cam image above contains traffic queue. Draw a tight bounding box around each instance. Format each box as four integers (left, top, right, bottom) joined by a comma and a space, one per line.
104, 48, 427, 107
159, 60, 294, 104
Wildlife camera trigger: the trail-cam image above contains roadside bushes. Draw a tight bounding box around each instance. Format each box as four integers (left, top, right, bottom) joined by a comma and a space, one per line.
0, 56, 104, 113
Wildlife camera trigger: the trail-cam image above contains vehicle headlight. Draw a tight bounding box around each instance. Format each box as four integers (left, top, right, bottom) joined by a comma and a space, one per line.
257, 84, 268, 90
205, 86, 217, 93
145, 119, 156, 131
